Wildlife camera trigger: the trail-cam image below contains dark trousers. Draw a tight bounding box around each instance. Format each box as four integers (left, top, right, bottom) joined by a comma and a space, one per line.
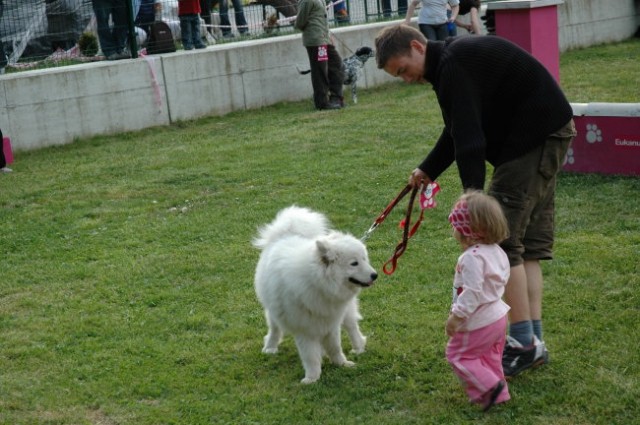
92, 0, 128, 56
305, 44, 344, 109
382, 0, 407, 17
219, 0, 248, 35
200, 0, 217, 34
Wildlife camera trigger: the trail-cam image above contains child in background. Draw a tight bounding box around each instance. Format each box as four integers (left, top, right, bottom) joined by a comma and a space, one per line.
445, 191, 511, 412
294, 0, 344, 110
178, 0, 206, 50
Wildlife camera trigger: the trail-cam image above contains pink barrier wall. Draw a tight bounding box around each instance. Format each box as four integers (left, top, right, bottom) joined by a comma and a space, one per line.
565, 104, 640, 176
489, 0, 563, 81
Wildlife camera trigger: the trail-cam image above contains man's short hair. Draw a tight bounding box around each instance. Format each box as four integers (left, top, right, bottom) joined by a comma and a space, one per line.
375, 24, 427, 69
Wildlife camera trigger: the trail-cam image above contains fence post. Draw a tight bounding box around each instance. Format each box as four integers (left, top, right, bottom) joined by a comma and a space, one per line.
126, 0, 139, 58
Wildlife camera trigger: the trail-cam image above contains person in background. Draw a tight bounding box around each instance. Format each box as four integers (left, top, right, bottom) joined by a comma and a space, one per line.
135, 0, 157, 36
219, 0, 249, 38
294, 0, 344, 110
199, 0, 218, 37
0, 0, 7, 74
92, 0, 130, 60
178, 0, 207, 49
404, 0, 459, 41
445, 191, 511, 412
382, 0, 408, 18
374, 25, 576, 379
332, 0, 350, 24
452, 0, 482, 35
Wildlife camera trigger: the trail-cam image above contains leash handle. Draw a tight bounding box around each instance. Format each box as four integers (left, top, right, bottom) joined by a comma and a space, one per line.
382, 184, 422, 275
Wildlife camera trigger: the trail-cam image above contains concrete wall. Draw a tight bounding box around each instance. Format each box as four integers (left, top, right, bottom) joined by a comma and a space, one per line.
1, 0, 638, 152
0, 23, 397, 152
558, 0, 639, 50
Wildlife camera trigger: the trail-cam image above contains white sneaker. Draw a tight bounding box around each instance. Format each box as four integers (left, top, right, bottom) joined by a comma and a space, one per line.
1, 167, 13, 173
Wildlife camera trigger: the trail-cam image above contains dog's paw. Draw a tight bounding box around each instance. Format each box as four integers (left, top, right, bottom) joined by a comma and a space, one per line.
342, 360, 356, 368
350, 336, 366, 354
350, 347, 365, 355
300, 376, 320, 384
262, 347, 278, 354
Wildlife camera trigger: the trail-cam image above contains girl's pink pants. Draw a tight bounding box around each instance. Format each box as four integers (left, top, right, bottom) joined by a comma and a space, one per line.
446, 315, 511, 405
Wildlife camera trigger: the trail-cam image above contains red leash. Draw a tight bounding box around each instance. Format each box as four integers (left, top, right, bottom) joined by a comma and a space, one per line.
362, 182, 440, 275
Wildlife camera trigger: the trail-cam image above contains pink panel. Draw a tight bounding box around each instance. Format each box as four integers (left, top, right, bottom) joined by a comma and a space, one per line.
494, 6, 560, 81
2, 137, 13, 164
564, 116, 640, 176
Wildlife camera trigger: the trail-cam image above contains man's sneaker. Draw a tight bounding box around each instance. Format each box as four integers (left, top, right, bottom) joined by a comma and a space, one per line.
534, 336, 550, 366
502, 335, 549, 378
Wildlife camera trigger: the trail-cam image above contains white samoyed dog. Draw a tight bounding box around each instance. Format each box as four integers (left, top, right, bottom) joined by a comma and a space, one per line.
253, 206, 378, 384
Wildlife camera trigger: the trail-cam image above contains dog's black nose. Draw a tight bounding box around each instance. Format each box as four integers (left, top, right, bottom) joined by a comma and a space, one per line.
371, 272, 378, 281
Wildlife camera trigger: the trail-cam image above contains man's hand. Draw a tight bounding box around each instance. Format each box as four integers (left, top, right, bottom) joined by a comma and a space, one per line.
409, 168, 430, 188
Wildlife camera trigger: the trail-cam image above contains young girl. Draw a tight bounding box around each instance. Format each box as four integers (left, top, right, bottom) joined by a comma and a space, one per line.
445, 191, 511, 412
178, 0, 207, 50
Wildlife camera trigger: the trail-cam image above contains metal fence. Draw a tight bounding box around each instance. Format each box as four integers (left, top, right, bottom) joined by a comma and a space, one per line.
0, 0, 410, 73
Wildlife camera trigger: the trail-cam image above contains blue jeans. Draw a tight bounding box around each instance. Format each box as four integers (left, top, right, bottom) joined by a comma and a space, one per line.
92, 0, 128, 56
219, 0, 248, 35
180, 14, 206, 49
419, 23, 449, 41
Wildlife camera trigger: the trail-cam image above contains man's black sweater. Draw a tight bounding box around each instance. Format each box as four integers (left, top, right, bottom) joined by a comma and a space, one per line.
420, 36, 573, 190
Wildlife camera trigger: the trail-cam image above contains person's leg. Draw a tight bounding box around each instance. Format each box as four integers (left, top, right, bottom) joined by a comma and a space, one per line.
446, 319, 510, 405
397, 0, 408, 16
200, 0, 213, 34
491, 119, 576, 377
419, 24, 438, 41
112, 0, 129, 54
231, 0, 248, 34
219, 0, 232, 36
192, 15, 206, 47
381, 0, 392, 17
180, 16, 193, 49
435, 23, 449, 40
521, 119, 575, 341
327, 44, 344, 105
306, 46, 331, 110
93, 0, 117, 56
503, 264, 533, 344
525, 260, 543, 319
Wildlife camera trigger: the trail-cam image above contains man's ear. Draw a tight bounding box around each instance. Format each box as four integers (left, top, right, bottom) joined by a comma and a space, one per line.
410, 39, 425, 55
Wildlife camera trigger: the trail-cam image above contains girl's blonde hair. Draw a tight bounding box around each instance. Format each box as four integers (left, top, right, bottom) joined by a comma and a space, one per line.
451, 191, 509, 244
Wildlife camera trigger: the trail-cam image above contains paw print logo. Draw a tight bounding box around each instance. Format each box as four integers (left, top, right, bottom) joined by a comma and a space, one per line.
564, 147, 575, 165
585, 124, 603, 143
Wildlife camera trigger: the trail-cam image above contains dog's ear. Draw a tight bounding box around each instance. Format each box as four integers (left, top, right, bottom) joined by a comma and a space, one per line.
316, 239, 336, 266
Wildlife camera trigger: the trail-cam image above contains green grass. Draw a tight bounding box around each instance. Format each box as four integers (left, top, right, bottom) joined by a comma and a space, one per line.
1, 39, 639, 425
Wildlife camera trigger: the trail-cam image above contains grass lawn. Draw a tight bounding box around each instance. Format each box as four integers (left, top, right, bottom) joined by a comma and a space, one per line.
0, 39, 638, 424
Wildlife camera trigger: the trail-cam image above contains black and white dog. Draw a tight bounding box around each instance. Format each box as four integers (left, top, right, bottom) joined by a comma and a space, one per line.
298, 46, 375, 104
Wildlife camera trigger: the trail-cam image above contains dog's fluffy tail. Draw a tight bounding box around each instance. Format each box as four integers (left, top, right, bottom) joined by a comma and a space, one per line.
253, 205, 329, 249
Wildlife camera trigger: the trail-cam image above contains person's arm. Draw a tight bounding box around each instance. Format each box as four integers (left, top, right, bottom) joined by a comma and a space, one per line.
294, 0, 310, 30
404, 0, 421, 24
448, 4, 459, 22
466, 6, 481, 34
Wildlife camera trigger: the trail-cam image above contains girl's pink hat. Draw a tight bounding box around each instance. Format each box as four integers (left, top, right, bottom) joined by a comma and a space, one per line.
448, 200, 480, 239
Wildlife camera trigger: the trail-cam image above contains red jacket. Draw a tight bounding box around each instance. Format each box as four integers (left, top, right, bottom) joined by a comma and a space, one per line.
178, 0, 201, 15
